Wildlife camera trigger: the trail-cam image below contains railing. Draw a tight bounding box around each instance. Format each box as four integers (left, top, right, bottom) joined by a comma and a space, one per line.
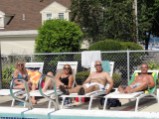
10, 78, 33, 109
38, 74, 60, 110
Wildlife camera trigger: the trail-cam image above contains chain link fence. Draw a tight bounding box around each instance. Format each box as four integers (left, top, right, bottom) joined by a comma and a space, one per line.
1, 50, 159, 88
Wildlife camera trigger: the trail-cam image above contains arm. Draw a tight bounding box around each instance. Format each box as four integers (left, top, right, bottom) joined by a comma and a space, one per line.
55, 74, 64, 87
148, 75, 155, 88
83, 74, 92, 84
105, 72, 114, 94
67, 75, 74, 89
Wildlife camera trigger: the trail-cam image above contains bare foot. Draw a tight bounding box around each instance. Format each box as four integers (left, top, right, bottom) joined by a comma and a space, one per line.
31, 99, 37, 104
118, 86, 125, 93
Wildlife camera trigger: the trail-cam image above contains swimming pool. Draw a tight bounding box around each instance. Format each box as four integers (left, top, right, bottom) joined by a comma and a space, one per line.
0, 107, 159, 119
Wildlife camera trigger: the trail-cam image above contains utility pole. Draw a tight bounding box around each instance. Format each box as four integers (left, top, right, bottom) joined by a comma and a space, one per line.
133, 0, 139, 43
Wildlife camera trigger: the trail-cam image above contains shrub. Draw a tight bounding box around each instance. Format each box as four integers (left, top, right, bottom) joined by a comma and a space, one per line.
35, 19, 83, 53
89, 39, 123, 51
76, 71, 89, 85
2, 64, 15, 88
89, 39, 143, 51
112, 73, 122, 88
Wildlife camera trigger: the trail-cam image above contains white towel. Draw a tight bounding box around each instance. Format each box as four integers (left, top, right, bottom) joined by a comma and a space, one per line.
81, 51, 101, 68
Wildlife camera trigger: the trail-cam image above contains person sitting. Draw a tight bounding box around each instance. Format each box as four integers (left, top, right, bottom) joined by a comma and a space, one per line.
13, 61, 31, 89
118, 63, 154, 93
42, 64, 74, 92
60, 60, 114, 95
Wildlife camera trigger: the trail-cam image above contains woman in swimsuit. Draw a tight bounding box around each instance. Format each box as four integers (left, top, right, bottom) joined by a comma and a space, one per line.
42, 64, 74, 91
13, 61, 31, 89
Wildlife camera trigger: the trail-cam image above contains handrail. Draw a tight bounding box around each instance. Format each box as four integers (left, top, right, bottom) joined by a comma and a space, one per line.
10, 78, 33, 110
38, 74, 59, 110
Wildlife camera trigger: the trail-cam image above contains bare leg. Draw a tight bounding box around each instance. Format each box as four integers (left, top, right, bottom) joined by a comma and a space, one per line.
68, 85, 82, 93
42, 72, 54, 92
31, 84, 37, 104
118, 85, 125, 93
84, 85, 99, 93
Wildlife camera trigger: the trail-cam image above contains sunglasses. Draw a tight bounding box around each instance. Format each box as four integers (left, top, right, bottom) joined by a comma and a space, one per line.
95, 64, 102, 67
63, 67, 70, 70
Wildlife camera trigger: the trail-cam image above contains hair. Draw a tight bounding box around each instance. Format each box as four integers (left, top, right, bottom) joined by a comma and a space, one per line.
15, 61, 27, 73
63, 64, 73, 75
141, 63, 149, 68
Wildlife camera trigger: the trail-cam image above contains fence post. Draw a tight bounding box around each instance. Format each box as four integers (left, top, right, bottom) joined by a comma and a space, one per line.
127, 50, 130, 85
0, 42, 2, 89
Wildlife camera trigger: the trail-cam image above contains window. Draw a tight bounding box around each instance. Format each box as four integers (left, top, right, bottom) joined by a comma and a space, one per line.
46, 13, 52, 20
58, 13, 64, 20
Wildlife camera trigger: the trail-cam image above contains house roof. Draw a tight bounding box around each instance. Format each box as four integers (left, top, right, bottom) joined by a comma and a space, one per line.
0, 0, 71, 31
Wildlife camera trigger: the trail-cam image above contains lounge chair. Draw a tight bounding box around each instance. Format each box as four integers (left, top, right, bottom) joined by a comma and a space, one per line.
0, 62, 44, 107
103, 70, 159, 111
60, 60, 114, 110
25, 61, 78, 108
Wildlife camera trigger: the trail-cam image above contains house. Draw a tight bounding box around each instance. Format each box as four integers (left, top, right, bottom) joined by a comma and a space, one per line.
0, 0, 71, 55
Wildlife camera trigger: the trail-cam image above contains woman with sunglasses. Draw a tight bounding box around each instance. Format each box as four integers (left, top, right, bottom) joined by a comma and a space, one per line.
13, 61, 31, 89
42, 64, 74, 92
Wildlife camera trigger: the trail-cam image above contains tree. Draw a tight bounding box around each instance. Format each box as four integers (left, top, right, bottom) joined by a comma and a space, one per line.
35, 19, 83, 53
138, 0, 159, 49
71, 0, 135, 42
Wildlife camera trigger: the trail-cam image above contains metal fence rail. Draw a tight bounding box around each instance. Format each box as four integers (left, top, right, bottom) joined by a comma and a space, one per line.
2, 50, 159, 88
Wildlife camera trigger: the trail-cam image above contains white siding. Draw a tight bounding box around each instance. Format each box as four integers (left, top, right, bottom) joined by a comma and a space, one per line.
0, 11, 5, 29
40, 1, 70, 23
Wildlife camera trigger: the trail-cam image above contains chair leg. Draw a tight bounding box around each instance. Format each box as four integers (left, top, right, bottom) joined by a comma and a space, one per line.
24, 96, 28, 108
48, 95, 53, 108
88, 97, 93, 110
103, 98, 108, 110
11, 99, 15, 107
135, 97, 139, 112
61, 97, 66, 109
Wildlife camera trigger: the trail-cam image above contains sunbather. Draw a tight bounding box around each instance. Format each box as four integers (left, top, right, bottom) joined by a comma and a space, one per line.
42, 64, 74, 92
118, 63, 155, 93
13, 61, 32, 89
60, 60, 114, 95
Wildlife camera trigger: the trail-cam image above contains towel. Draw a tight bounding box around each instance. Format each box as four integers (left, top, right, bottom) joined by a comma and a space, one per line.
81, 51, 101, 68
102, 61, 110, 72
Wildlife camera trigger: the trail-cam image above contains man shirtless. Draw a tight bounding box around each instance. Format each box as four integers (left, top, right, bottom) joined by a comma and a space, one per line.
60, 60, 114, 95
118, 63, 155, 93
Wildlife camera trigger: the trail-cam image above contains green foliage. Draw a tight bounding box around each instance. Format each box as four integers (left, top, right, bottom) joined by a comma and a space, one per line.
2, 65, 15, 88
35, 19, 83, 53
112, 73, 122, 88
76, 71, 89, 85
121, 42, 143, 50
89, 39, 143, 51
71, 0, 134, 42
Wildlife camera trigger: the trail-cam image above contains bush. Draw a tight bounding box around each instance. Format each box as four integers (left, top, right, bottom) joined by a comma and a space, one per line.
89, 39, 123, 51
2, 64, 15, 88
76, 71, 89, 85
89, 39, 143, 51
112, 73, 122, 88
35, 19, 83, 53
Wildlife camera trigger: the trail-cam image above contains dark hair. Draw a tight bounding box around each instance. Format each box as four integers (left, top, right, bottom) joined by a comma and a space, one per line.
63, 64, 73, 75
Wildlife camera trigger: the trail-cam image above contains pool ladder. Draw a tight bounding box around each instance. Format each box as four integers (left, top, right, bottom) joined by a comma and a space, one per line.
10, 78, 33, 109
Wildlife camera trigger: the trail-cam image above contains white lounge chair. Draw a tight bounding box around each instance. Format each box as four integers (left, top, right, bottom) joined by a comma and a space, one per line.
103, 70, 159, 111
0, 62, 44, 107
60, 61, 114, 110
25, 61, 78, 108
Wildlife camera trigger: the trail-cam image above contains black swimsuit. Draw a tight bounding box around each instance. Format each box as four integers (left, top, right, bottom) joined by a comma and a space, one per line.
59, 75, 70, 85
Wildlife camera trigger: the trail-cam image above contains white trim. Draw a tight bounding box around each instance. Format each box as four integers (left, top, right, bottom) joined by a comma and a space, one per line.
40, 1, 68, 13
0, 30, 38, 38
